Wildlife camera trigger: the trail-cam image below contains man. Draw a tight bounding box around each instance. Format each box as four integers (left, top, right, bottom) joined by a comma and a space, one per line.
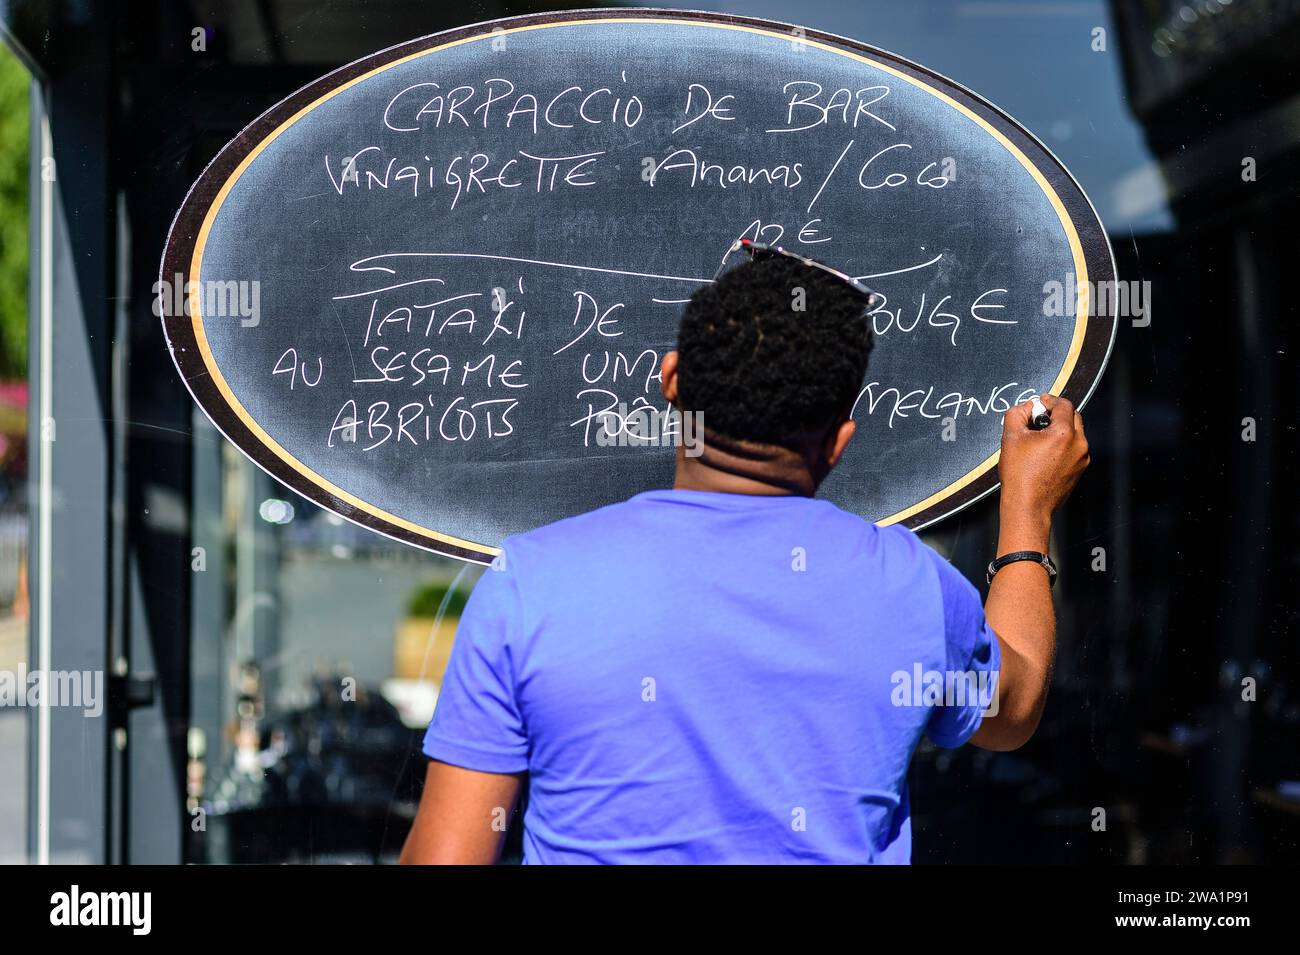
400, 254, 1089, 864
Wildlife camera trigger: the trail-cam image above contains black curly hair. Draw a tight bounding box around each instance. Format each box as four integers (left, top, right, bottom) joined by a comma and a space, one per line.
676, 256, 873, 447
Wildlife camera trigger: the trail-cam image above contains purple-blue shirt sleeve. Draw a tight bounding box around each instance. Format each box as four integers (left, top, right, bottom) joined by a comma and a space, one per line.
422, 555, 530, 773
922, 548, 1002, 748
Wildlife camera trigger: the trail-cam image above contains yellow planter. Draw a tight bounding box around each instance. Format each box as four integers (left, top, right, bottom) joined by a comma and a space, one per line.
393, 616, 460, 685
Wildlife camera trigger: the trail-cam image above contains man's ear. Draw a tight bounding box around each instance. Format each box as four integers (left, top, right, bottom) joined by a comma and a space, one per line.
825, 417, 856, 470
660, 351, 680, 404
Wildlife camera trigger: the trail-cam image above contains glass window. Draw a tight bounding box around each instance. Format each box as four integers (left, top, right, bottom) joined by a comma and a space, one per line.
188, 417, 483, 863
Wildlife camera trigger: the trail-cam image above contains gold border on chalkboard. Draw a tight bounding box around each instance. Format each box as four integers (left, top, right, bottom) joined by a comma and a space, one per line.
187, 15, 1091, 557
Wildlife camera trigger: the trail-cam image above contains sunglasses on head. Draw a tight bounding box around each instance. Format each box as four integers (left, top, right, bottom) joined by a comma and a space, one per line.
712, 238, 884, 310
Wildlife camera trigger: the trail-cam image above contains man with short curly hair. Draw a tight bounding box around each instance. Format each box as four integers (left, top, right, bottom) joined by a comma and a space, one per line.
402, 255, 1089, 864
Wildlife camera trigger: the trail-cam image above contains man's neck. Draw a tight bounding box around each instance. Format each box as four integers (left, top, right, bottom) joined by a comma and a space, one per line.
672, 429, 819, 497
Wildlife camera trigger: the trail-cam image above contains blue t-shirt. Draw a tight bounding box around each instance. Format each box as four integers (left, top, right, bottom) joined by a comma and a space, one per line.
423, 488, 1000, 864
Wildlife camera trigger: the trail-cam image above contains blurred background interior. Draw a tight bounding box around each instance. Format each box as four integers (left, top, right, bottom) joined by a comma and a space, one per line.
0, 0, 1297, 863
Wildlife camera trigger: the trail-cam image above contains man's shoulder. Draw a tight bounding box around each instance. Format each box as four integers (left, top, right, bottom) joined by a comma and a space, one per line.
495, 495, 649, 568
872, 521, 929, 556
498, 494, 928, 568
881, 527, 981, 614
865, 522, 950, 583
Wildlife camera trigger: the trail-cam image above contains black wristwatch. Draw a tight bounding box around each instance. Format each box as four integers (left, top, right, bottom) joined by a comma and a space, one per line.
986, 550, 1058, 587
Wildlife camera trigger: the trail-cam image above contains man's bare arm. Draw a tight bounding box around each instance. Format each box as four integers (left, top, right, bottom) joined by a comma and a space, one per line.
399, 761, 525, 864
972, 395, 1088, 752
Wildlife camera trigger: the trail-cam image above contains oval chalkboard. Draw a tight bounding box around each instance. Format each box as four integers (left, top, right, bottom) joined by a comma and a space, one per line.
161, 9, 1116, 564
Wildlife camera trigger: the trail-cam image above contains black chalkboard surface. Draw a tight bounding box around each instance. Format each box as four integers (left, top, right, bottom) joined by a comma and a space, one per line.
161, 9, 1116, 563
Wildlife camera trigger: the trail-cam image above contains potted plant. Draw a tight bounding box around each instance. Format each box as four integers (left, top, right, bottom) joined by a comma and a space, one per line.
392, 580, 471, 685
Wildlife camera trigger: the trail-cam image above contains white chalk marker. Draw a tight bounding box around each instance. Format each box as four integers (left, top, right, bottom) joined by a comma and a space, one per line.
1029, 395, 1051, 430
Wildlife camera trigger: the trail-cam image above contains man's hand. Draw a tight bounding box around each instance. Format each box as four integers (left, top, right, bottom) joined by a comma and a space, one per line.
996, 395, 1090, 549
971, 395, 1089, 752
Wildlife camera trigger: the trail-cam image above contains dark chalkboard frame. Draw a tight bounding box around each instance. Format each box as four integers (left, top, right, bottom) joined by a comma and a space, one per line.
161, 8, 1117, 564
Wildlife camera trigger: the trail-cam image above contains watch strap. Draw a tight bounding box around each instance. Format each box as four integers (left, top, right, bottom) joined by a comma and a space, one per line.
986, 550, 1058, 586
